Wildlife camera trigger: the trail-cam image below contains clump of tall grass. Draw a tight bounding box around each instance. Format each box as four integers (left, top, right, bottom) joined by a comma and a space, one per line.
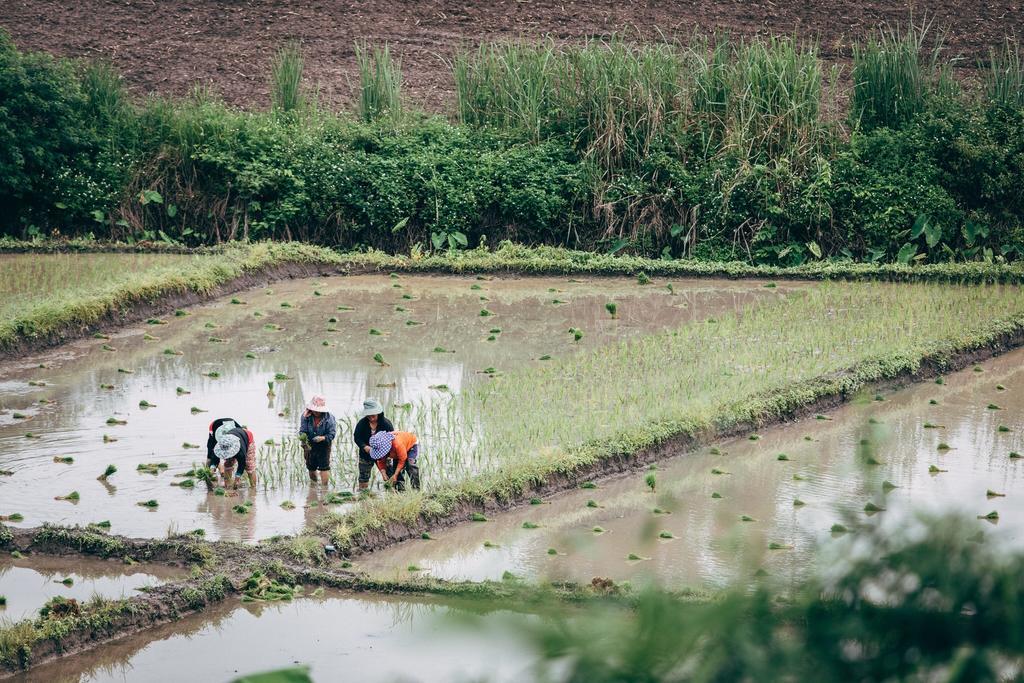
851, 22, 946, 130
271, 42, 306, 114
354, 41, 403, 126
985, 38, 1024, 109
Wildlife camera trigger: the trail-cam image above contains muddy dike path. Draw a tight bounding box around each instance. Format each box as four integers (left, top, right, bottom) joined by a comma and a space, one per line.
5, 322, 1024, 675
0, 523, 647, 675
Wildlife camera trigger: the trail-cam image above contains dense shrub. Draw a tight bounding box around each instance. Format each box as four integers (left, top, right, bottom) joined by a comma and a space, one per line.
0, 30, 1022, 263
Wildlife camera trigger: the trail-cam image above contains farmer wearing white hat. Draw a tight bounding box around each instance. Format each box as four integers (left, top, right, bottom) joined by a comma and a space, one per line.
212, 420, 257, 490
299, 394, 337, 486
353, 398, 394, 490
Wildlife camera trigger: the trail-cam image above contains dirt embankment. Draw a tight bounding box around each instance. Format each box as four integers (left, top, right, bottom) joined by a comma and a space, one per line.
2, 0, 1020, 111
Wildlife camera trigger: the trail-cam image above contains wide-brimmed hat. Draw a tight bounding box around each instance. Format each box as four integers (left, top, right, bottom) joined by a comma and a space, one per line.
214, 420, 237, 442
369, 431, 394, 460
305, 395, 331, 413
361, 398, 384, 417
214, 433, 242, 460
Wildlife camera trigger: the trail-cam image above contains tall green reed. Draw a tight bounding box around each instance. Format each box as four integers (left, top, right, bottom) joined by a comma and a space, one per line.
271, 42, 305, 114
985, 38, 1024, 109
355, 41, 403, 126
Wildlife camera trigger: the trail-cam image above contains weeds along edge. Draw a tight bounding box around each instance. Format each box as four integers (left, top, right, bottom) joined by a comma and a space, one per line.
321, 312, 1024, 555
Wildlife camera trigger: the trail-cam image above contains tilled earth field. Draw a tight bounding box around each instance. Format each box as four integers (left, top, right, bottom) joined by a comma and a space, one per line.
2, 0, 1020, 111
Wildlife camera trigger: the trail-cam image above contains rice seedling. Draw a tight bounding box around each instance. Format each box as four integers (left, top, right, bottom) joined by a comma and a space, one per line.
711, 492, 723, 499
53, 456, 73, 464
539, 355, 551, 360
421, 532, 432, 539
338, 306, 354, 311
929, 399, 939, 405
529, 497, 543, 505
245, 352, 257, 359
101, 344, 116, 352
93, 333, 110, 340
57, 577, 74, 586
864, 501, 886, 513
142, 333, 159, 341
580, 481, 597, 489
173, 479, 195, 489
206, 322, 219, 328
98, 464, 117, 480
987, 489, 1006, 498
768, 542, 793, 550
522, 521, 540, 529
483, 540, 499, 548
106, 417, 127, 425
997, 384, 1007, 391
551, 299, 567, 305
146, 318, 167, 326
174, 309, 188, 317
605, 302, 618, 319
139, 400, 156, 408
94, 520, 111, 528
203, 371, 221, 379
882, 480, 899, 490
937, 442, 952, 450
10, 551, 22, 558
547, 548, 558, 555
978, 510, 1000, 520
190, 406, 207, 414
865, 456, 884, 465
749, 435, 761, 441
176, 386, 190, 395
0, 470, 11, 476
1010, 451, 1022, 459
407, 320, 424, 326
0, 514, 24, 522
935, 377, 945, 385
709, 447, 722, 455
407, 565, 422, 572
974, 366, 984, 373
636, 273, 651, 285
274, 373, 291, 381
830, 524, 848, 534
102, 434, 117, 443
214, 487, 226, 496
137, 463, 168, 474
280, 302, 293, 308
592, 526, 605, 533
777, 453, 790, 461
988, 403, 1002, 410
233, 504, 248, 514
874, 395, 885, 402
793, 474, 808, 481
923, 422, 944, 428
208, 336, 226, 343
998, 425, 1011, 433
645, 472, 657, 491
586, 499, 600, 508
740, 515, 756, 522
572, 328, 583, 343
627, 553, 645, 561
24, 432, 40, 439
373, 353, 389, 367
658, 531, 674, 539
815, 414, 832, 421
929, 465, 948, 473
55, 491, 80, 501
711, 468, 729, 475
470, 512, 487, 522
479, 309, 494, 317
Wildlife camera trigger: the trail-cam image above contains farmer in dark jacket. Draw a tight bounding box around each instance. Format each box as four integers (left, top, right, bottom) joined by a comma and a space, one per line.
210, 419, 257, 490
299, 394, 337, 486
353, 398, 393, 490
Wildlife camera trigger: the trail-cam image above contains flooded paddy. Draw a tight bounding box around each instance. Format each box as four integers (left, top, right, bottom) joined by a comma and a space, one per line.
0, 555, 182, 622
358, 345, 1024, 589
15, 590, 544, 683
0, 273, 791, 542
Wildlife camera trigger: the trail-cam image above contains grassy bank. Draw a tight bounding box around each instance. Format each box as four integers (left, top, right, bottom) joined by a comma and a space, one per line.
311, 280, 1024, 552
6, 239, 1024, 358
0, 241, 349, 356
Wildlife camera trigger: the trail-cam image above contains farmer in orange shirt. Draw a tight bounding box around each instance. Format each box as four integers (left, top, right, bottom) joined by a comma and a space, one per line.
368, 431, 420, 491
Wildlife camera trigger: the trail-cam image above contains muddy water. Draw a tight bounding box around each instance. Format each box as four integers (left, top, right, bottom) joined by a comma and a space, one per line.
0, 555, 182, 621
0, 274, 792, 542
359, 346, 1024, 589
16, 590, 546, 683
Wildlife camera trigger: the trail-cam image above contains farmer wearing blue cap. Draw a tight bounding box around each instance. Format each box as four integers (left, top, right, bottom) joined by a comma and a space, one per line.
353, 398, 394, 490
369, 430, 420, 491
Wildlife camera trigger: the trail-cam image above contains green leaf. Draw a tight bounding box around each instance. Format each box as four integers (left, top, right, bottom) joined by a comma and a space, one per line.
391, 216, 410, 233
232, 667, 313, 683
607, 238, 628, 255
430, 232, 445, 250
807, 241, 822, 259
669, 224, 685, 238
90, 210, 105, 223
896, 242, 917, 265
451, 231, 468, 246
923, 221, 942, 249
166, 204, 178, 218
910, 214, 929, 240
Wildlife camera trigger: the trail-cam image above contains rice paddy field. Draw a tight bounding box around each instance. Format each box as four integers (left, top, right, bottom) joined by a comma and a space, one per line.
6, 259, 1024, 681
0, 271, 793, 540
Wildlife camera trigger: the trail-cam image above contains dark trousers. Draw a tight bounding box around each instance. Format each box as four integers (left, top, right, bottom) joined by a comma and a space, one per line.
386, 459, 420, 491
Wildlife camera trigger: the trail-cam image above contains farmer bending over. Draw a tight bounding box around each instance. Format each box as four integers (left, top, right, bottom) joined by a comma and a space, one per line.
211, 420, 257, 490
369, 431, 420, 491
353, 398, 393, 490
299, 394, 336, 486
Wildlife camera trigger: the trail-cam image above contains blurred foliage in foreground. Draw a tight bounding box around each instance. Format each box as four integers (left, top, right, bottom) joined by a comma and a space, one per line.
506, 514, 1022, 682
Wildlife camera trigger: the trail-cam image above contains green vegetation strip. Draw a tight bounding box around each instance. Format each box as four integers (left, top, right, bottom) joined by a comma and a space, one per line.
312, 281, 1024, 552
0, 241, 346, 354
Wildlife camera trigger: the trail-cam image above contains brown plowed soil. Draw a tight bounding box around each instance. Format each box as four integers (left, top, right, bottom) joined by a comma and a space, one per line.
2, 0, 1021, 112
